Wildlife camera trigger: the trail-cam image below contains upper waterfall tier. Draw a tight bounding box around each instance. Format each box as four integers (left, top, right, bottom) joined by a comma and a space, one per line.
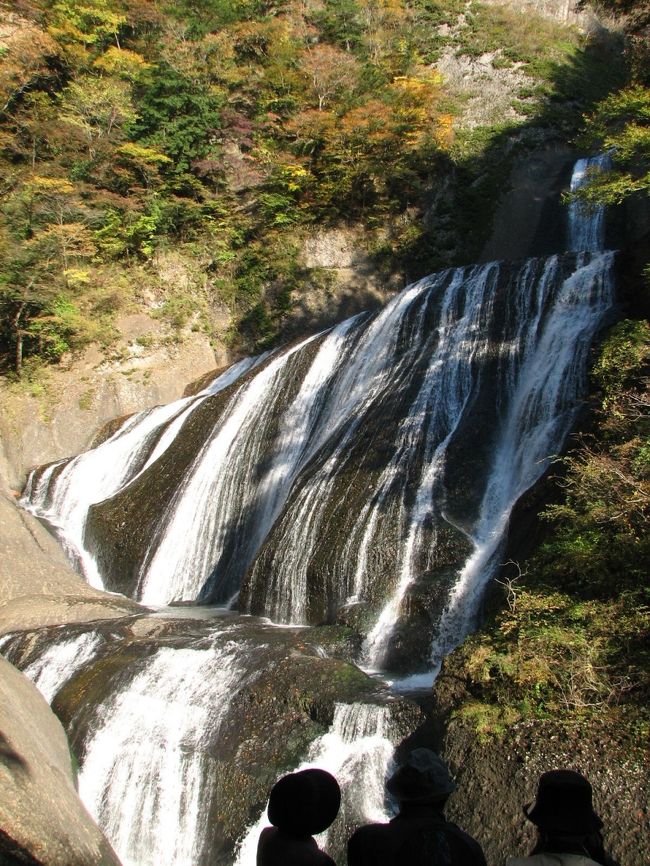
24, 245, 614, 670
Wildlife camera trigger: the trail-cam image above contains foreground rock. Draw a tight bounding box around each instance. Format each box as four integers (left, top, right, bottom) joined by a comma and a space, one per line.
0, 656, 122, 866
434, 668, 650, 866
0, 480, 140, 636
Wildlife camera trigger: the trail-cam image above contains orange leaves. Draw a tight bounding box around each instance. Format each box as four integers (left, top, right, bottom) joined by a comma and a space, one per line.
0, 13, 60, 113
302, 44, 360, 110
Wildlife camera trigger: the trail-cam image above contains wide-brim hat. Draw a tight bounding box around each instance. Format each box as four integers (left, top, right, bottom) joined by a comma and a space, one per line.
268, 768, 341, 836
386, 748, 457, 803
524, 770, 603, 835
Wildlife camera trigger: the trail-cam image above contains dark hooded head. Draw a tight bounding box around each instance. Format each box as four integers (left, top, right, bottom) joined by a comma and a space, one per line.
386, 749, 457, 805
268, 768, 341, 837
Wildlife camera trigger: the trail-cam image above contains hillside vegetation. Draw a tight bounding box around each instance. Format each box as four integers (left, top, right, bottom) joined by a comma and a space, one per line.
0, 0, 636, 377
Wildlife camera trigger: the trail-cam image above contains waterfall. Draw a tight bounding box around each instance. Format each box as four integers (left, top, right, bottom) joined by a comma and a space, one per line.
425, 157, 614, 666
13, 155, 615, 866
21, 355, 264, 588
23, 631, 103, 703
135, 326, 357, 605
77, 637, 251, 866
0, 628, 104, 703
568, 153, 611, 252
233, 702, 396, 866
21, 158, 613, 638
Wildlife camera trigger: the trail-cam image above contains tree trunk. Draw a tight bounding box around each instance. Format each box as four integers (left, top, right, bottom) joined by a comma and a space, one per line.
12, 302, 26, 376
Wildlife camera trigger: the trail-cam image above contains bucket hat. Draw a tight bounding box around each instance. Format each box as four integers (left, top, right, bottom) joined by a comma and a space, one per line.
524, 770, 603, 835
386, 748, 457, 803
268, 768, 341, 836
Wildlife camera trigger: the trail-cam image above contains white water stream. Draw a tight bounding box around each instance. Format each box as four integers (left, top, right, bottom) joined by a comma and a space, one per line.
12, 155, 615, 865
21, 355, 263, 588
78, 639, 250, 866
234, 703, 396, 866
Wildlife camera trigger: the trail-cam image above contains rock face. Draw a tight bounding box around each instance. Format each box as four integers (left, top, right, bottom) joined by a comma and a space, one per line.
0, 656, 122, 866
0, 451, 140, 636
291, 226, 397, 338
479, 147, 576, 263
0, 323, 219, 490
441, 715, 649, 866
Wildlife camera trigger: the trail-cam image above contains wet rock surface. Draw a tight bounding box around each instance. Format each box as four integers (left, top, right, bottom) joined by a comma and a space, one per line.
1, 612, 423, 866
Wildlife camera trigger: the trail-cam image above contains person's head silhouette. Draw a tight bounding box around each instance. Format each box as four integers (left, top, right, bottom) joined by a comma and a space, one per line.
524, 769, 603, 836
386, 748, 457, 808
257, 768, 341, 865
268, 768, 341, 837
517, 769, 610, 866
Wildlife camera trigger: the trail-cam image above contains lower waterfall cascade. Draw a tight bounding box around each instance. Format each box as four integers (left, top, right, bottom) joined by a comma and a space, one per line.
1, 155, 617, 866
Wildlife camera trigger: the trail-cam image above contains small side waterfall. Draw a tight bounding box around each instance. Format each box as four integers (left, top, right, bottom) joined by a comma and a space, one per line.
234, 702, 396, 866
12, 155, 614, 866
568, 153, 612, 252
22, 631, 103, 703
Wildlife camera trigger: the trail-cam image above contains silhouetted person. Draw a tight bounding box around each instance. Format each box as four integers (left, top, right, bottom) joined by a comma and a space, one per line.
507, 769, 616, 866
347, 748, 487, 866
257, 768, 340, 866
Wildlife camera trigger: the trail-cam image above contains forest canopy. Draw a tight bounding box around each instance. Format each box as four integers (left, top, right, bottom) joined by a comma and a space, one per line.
0, 0, 647, 374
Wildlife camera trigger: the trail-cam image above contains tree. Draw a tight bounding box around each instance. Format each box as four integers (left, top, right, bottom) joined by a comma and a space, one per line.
59, 76, 136, 158
303, 44, 360, 110
0, 14, 60, 115
129, 64, 223, 175
49, 0, 127, 51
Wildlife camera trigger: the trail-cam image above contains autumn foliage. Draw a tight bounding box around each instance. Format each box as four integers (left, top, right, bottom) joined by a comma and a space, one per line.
0, 0, 457, 371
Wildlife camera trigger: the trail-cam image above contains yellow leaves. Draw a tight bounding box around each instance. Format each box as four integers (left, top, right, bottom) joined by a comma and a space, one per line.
93, 46, 150, 79
117, 143, 172, 166
35, 222, 98, 260
465, 644, 496, 682
26, 176, 75, 196
63, 268, 92, 288
435, 113, 455, 150
58, 76, 136, 149
277, 164, 310, 192
50, 0, 126, 46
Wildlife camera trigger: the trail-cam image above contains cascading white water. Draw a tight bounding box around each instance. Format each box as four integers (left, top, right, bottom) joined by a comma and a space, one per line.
233, 702, 395, 866
568, 153, 611, 252
22, 158, 613, 627
78, 638, 251, 866
22, 631, 103, 703
358, 264, 499, 665
13, 155, 616, 866
21, 355, 262, 588
136, 332, 327, 604
430, 251, 614, 667
424, 155, 614, 671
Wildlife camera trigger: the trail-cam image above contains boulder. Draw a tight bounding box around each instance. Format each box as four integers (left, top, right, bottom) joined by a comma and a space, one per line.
0, 656, 122, 866
0, 485, 140, 636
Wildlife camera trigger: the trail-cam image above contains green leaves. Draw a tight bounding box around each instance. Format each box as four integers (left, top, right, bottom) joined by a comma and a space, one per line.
574, 84, 650, 206
129, 64, 224, 174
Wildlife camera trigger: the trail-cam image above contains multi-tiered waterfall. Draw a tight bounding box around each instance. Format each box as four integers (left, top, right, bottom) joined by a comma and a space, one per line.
1, 156, 614, 866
